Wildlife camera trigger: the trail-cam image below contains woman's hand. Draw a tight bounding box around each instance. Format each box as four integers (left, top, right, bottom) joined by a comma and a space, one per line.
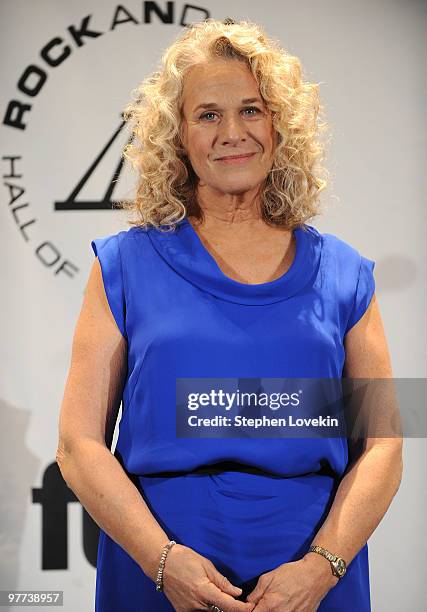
245, 554, 338, 611
162, 543, 256, 612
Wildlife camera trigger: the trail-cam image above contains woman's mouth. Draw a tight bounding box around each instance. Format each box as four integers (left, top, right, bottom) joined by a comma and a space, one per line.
215, 153, 257, 164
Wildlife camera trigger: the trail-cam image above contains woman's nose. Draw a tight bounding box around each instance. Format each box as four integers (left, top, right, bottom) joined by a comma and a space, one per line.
218, 114, 247, 144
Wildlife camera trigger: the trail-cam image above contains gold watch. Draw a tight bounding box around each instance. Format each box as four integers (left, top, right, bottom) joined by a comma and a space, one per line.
308, 545, 347, 579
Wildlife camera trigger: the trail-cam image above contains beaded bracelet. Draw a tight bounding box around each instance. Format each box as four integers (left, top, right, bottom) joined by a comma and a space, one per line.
155, 540, 176, 592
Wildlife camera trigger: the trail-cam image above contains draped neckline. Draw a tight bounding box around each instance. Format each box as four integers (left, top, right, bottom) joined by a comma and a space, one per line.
146, 216, 322, 305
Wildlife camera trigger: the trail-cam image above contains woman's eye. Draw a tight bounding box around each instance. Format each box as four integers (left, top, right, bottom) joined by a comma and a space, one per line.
243, 106, 260, 116
200, 111, 218, 121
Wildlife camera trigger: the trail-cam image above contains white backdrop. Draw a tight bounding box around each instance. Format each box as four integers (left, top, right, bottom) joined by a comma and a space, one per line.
1, 0, 426, 610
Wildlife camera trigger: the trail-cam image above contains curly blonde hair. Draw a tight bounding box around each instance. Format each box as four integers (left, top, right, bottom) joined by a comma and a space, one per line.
119, 18, 330, 231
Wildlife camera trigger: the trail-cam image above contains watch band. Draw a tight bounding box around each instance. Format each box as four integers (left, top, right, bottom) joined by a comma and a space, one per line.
308, 545, 347, 579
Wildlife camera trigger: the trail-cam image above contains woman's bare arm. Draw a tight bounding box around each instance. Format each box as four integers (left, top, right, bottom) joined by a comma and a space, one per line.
56, 258, 170, 581
302, 293, 403, 579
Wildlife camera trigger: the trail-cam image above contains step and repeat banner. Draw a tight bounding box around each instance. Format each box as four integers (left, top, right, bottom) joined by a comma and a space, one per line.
1, 0, 426, 610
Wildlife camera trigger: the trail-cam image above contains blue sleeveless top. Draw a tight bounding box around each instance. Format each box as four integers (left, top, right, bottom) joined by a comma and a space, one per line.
91, 217, 375, 479
91, 217, 375, 612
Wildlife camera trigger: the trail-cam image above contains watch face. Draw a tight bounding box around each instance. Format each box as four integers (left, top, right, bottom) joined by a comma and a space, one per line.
334, 558, 346, 576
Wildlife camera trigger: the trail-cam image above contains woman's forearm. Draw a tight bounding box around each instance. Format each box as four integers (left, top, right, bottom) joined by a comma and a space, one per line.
308, 440, 403, 566
56, 438, 170, 582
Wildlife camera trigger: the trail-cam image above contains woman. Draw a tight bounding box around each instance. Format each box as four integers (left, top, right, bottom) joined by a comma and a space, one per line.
57, 18, 403, 612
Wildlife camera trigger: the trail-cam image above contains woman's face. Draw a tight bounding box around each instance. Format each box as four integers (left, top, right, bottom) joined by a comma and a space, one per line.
180, 59, 277, 198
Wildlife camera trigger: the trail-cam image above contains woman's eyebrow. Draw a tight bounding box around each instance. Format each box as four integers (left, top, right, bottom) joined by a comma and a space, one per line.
193, 97, 263, 112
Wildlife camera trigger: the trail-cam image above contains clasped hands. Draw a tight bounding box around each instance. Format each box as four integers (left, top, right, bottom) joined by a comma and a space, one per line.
161, 543, 338, 612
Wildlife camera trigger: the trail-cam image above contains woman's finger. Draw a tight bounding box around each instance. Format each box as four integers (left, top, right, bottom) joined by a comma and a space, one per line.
207, 566, 243, 598
246, 574, 270, 605
202, 581, 255, 612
